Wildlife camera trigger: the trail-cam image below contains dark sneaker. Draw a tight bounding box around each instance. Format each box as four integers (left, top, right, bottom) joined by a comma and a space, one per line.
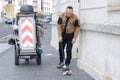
62, 65, 70, 71
57, 62, 64, 68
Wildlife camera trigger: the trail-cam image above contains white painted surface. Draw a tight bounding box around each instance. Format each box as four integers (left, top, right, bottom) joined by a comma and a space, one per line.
107, 11, 120, 25
80, 8, 107, 24
81, 0, 107, 9
78, 30, 120, 80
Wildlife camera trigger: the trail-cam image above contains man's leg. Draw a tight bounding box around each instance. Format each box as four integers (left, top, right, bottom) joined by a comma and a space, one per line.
63, 39, 73, 70
65, 39, 73, 66
59, 41, 66, 62
57, 41, 66, 68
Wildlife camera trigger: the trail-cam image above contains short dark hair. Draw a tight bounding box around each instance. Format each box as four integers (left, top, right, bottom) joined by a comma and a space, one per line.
66, 6, 73, 9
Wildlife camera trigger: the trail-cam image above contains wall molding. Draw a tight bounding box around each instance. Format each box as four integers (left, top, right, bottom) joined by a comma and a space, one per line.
81, 23, 120, 36
80, 6, 106, 10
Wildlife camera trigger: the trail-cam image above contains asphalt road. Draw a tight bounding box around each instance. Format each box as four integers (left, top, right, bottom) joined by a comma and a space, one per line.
0, 22, 13, 38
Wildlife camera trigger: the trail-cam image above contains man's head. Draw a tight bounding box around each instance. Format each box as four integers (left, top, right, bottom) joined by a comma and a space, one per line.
66, 6, 73, 17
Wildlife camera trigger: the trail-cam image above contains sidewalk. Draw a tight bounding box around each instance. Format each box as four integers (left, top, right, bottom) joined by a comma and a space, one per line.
39, 24, 94, 80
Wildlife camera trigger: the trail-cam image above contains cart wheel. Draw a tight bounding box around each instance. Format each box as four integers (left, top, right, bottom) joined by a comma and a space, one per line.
15, 45, 19, 65
15, 49, 19, 65
36, 54, 41, 65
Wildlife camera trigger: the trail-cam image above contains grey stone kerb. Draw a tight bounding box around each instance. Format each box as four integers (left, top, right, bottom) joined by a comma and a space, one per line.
81, 23, 120, 36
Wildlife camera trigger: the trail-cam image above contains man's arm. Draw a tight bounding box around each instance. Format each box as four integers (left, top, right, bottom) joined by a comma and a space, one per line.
57, 17, 62, 37
74, 19, 80, 40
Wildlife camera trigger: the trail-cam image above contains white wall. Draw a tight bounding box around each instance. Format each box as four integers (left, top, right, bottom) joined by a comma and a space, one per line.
77, 0, 120, 80
107, 11, 120, 25
107, 0, 120, 25
78, 30, 120, 80
80, 0, 107, 24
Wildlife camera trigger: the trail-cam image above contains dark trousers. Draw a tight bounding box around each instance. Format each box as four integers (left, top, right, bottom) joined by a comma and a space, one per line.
59, 33, 74, 65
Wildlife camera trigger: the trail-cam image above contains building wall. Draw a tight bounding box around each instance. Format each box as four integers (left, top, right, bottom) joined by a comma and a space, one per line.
14, 0, 40, 15
42, 0, 52, 15
38, 0, 42, 12
107, 0, 120, 24
77, 0, 120, 80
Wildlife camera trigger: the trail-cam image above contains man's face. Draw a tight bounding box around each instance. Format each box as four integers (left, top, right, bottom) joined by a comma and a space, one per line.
66, 8, 73, 17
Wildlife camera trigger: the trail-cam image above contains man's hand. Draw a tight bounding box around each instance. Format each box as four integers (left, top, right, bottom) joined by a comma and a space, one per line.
72, 38, 76, 44
59, 36, 63, 42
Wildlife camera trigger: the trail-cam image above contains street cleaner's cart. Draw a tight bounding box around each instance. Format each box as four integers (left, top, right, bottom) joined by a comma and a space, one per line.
9, 5, 43, 65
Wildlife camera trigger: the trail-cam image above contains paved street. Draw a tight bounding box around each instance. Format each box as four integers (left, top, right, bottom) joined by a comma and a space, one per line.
0, 22, 13, 39
0, 23, 94, 80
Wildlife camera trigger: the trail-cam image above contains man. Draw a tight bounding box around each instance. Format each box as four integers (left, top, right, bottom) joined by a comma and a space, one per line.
57, 6, 80, 71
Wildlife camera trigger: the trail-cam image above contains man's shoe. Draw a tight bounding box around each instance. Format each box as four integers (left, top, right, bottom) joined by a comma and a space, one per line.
57, 62, 64, 69
62, 65, 69, 71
